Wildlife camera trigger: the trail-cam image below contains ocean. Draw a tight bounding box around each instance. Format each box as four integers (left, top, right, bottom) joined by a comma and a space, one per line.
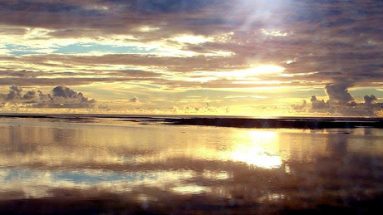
0, 115, 382, 214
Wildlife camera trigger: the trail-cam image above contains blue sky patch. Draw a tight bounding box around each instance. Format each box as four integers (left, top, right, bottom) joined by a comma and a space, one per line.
5, 44, 46, 56
5, 43, 158, 56
54, 43, 157, 55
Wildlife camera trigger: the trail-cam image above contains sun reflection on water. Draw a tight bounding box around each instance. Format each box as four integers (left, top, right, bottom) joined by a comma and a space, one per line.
229, 130, 282, 169
171, 184, 209, 194
164, 128, 285, 169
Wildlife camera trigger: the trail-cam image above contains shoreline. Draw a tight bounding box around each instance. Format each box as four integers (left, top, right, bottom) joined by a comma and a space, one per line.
0, 113, 382, 129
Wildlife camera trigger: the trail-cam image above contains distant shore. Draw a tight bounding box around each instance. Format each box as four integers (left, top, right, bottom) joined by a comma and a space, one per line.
0, 113, 382, 129
165, 117, 383, 129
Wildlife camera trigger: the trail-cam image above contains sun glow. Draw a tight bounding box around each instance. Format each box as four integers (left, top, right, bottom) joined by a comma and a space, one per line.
172, 34, 213, 44
187, 64, 285, 82
220, 64, 285, 79
251, 64, 285, 74
261, 29, 289, 37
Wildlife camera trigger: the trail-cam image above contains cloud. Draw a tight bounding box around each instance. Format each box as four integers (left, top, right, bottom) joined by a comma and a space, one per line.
310, 96, 328, 110
53, 86, 82, 98
364, 95, 377, 106
325, 83, 354, 104
5, 85, 23, 101
1, 1, 382, 77
129, 96, 139, 103
22, 90, 38, 100
0, 68, 161, 86
295, 83, 383, 116
0, 85, 95, 108
45, 86, 96, 108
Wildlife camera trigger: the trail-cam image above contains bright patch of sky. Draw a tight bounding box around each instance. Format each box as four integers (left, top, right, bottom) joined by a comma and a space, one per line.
4, 43, 158, 56
54, 43, 157, 55
5, 44, 53, 56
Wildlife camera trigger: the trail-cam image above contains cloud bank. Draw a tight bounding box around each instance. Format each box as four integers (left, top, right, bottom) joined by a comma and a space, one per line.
294, 83, 383, 116
0, 85, 96, 108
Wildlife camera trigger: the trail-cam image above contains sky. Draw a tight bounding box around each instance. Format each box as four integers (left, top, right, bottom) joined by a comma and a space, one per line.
0, 0, 382, 116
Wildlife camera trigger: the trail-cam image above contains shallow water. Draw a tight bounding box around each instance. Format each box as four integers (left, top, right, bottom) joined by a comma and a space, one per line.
0, 117, 383, 214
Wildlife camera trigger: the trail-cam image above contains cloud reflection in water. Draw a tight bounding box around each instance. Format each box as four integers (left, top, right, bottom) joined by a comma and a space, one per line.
0, 118, 383, 213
